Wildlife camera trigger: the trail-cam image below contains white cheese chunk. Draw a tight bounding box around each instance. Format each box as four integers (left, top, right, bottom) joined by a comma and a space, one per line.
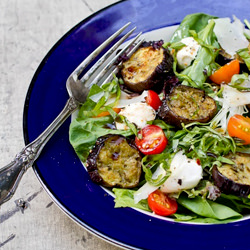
211, 84, 250, 132
222, 84, 250, 107
176, 37, 201, 69
213, 16, 249, 57
160, 151, 202, 193
133, 165, 166, 204
115, 102, 156, 130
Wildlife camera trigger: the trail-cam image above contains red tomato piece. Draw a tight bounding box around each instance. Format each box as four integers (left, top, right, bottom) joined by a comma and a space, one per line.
228, 114, 250, 145
135, 125, 167, 155
148, 190, 178, 216
146, 90, 162, 110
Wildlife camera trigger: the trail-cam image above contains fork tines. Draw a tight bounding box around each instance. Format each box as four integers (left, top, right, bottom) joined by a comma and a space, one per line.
88, 31, 144, 87
74, 23, 143, 88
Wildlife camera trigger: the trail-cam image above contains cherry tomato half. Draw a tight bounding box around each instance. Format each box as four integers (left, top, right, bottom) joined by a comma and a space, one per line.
146, 90, 162, 110
135, 125, 167, 155
209, 59, 240, 84
148, 190, 178, 216
228, 114, 250, 145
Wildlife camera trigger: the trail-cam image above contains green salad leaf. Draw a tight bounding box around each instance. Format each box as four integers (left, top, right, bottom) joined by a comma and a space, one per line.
141, 153, 172, 186
173, 19, 219, 89
113, 188, 151, 212
230, 73, 250, 91
69, 76, 130, 162
237, 48, 250, 71
244, 19, 250, 39
177, 193, 242, 221
69, 116, 133, 162
216, 193, 250, 213
172, 123, 236, 168
78, 76, 121, 118
170, 13, 217, 43
173, 213, 241, 224
183, 20, 219, 88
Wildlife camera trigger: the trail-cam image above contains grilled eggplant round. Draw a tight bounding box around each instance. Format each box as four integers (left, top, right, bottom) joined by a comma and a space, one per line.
86, 134, 142, 188
158, 85, 217, 128
212, 153, 250, 197
121, 41, 173, 93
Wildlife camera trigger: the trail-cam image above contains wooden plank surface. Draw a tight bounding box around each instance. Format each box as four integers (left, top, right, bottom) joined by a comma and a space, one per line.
0, 1, 123, 249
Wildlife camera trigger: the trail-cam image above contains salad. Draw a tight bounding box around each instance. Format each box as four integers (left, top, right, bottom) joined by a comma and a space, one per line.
69, 13, 250, 224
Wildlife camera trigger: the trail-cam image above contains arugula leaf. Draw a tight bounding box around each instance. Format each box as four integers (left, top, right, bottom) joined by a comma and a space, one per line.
113, 188, 151, 212
236, 145, 250, 154
173, 124, 236, 168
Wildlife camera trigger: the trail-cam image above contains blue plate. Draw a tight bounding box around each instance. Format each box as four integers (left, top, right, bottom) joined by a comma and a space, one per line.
23, 0, 250, 249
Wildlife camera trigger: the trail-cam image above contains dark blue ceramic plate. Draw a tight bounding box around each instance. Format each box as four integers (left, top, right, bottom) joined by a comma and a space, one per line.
23, 0, 250, 249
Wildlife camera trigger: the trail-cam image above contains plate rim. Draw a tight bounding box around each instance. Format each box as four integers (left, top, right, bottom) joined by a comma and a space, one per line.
22, 0, 250, 249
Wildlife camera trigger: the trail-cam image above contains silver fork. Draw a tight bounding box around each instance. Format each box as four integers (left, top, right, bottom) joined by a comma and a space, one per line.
0, 23, 143, 206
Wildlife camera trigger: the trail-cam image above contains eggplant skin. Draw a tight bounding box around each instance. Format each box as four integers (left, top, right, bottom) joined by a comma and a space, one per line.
247, 104, 250, 112
86, 134, 142, 188
158, 85, 217, 128
121, 41, 173, 93
212, 153, 250, 197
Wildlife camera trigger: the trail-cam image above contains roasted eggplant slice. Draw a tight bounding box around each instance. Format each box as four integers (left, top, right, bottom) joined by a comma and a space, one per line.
86, 134, 142, 188
158, 85, 217, 127
212, 153, 250, 197
121, 41, 173, 93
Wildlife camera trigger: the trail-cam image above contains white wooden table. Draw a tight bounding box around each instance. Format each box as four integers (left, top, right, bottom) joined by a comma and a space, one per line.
0, 1, 122, 249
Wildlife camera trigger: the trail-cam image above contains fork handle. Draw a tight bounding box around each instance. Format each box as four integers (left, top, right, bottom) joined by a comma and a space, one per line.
0, 96, 79, 205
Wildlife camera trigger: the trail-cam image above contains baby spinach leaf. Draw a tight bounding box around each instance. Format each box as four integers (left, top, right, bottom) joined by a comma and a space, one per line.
170, 13, 217, 43
177, 194, 242, 220
216, 193, 250, 213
